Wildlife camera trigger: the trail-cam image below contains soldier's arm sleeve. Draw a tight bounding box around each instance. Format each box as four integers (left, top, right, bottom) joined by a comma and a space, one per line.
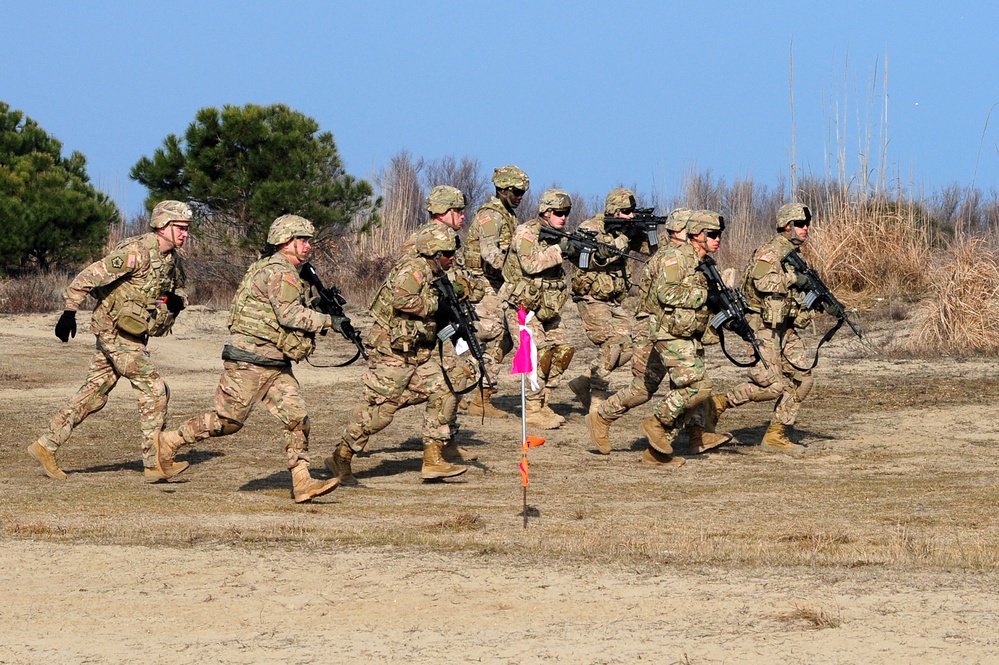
517, 233, 563, 275
655, 259, 707, 310
751, 251, 790, 295
392, 267, 438, 317
477, 212, 506, 270
62, 248, 140, 311
268, 270, 330, 333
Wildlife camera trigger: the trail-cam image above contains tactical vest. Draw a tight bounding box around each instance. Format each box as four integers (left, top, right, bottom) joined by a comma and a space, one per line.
369, 255, 438, 353
96, 234, 182, 337
740, 235, 797, 326
500, 219, 568, 322
228, 254, 315, 360
463, 198, 516, 281
570, 216, 630, 302
646, 244, 710, 340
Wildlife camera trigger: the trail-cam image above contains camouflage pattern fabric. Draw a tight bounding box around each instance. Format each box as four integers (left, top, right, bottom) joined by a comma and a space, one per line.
39, 232, 185, 468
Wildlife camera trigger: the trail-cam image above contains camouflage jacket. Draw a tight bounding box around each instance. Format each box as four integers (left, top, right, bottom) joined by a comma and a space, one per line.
227, 252, 330, 362
740, 234, 808, 328
369, 250, 441, 360
569, 214, 635, 303
646, 242, 711, 342
462, 197, 518, 284
65, 232, 186, 339
499, 218, 568, 322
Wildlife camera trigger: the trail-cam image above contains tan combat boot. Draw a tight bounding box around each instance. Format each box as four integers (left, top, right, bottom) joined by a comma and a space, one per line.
441, 438, 478, 463
153, 430, 189, 479
291, 461, 339, 503
143, 460, 191, 482
687, 425, 734, 454
421, 442, 468, 480
706, 394, 729, 431
465, 388, 508, 419
324, 442, 358, 486
526, 400, 563, 430
584, 410, 613, 454
641, 416, 685, 469
567, 374, 592, 412
761, 422, 805, 454
27, 440, 67, 480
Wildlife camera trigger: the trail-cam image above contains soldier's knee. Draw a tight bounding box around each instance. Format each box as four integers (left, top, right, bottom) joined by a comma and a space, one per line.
550, 344, 574, 375
683, 380, 714, 411
210, 413, 243, 437
288, 415, 311, 436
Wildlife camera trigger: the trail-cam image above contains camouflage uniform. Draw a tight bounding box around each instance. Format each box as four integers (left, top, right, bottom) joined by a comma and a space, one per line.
569, 188, 642, 403
34, 204, 190, 472
499, 190, 574, 426
722, 231, 813, 427
461, 166, 529, 384
332, 224, 467, 482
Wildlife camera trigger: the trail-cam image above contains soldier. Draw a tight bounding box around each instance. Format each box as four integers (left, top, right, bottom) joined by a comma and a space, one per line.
459, 165, 530, 418
499, 189, 576, 430
566, 187, 645, 411
326, 224, 468, 485
586, 210, 733, 465
711, 203, 816, 453
27, 200, 192, 481
152, 215, 340, 503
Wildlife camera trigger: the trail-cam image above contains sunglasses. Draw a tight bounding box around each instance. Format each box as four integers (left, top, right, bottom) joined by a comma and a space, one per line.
509, 187, 526, 196
440, 250, 456, 258
703, 229, 722, 239
551, 209, 571, 218
618, 208, 635, 215
793, 220, 811, 228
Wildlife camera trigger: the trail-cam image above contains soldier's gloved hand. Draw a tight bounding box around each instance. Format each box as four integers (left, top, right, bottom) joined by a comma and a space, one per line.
596, 243, 617, 260
453, 275, 471, 301
558, 236, 581, 258
792, 270, 811, 289
730, 318, 754, 342
164, 293, 185, 315
55, 310, 77, 343
705, 288, 724, 312
823, 300, 846, 318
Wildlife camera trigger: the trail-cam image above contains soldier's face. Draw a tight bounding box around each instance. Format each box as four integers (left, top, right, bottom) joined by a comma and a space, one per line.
499, 187, 525, 210
547, 209, 570, 230
165, 222, 189, 249
283, 237, 311, 266
441, 208, 465, 230
791, 220, 810, 242
437, 251, 456, 270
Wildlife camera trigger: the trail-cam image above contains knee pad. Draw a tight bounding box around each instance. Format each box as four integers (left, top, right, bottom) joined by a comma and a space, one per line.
210, 413, 243, 437
683, 379, 714, 412
538, 347, 554, 377
794, 375, 814, 402
551, 345, 575, 373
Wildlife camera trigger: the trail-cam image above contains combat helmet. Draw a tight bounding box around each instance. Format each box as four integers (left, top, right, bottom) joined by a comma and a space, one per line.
149, 200, 193, 229
686, 210, 725, 236
414, 224, 458, 257
605, 188, 636, 214
538, 189, 572, 214
776, 203, 811, 230
267, 214, 315, 245
425, 185, 466, 215
492, 165, 530, 191
665, 207, 693, 233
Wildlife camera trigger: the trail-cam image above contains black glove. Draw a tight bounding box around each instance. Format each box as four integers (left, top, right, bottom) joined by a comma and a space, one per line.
55, 310, 77, 343
596, 243, 617, 260
557, 236, 579, 258
792, 270, 810, 290
164, 293, 185, 316
823, 300, 846, 318
705, 288, 723, 312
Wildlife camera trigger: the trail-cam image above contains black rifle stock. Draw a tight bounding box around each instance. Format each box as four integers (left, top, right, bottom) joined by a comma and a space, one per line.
299, 262, 368, 363
696, 255, 770, 371
538, 225, 646, 270
432, 271, 493, 391
603, 207, 668, 251
781, 250, 862, 339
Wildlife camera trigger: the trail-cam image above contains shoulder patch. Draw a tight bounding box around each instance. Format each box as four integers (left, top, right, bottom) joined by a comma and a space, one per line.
759, 253, 774, 263
110, 255, 124, 270
284, 273, 300, 288
412, 270, 424, 286
663, 256, 678, 267
126, 253, 138, 269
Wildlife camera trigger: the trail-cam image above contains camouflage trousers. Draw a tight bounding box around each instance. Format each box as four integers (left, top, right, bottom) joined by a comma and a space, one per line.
473, 278, 512, 385
39, 332, 168, 469
724, 325, 813, 426
575, 297, 635, 392
504, 309, 573, 402
173, 360, 312, 469
341, 331, 455, 453
597, 337, 712, 430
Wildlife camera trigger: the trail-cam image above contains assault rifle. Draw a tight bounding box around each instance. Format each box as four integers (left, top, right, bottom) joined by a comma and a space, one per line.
432, 271, 493, 394
603, 207, 668, 252
538, 225, 646, 270
696, 255, 769, 370
299, 262, 368, 365
781, 250, 863, 339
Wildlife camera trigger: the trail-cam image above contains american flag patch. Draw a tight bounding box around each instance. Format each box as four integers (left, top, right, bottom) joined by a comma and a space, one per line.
664, 256, 678, 267
284, 273, 299, 287
523, 231, 536, 242
413, 271, 423, 285
760, 253, 774, 263
126, 254, 138, 268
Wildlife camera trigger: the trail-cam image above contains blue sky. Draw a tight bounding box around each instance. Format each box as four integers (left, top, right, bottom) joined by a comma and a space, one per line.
3, 1, 998, 215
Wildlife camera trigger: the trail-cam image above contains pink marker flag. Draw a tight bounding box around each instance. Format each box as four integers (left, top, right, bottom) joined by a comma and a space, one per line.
510, 306, 540, 391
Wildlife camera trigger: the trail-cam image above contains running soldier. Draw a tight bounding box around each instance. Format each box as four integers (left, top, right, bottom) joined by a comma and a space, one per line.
586, 210, 733, 465
499, 189, 576, 430
326, 224, 468, 485
567, 187, 644, 411
711, 203, 816, 453
153, 215, 340, 503
27, 200, 192, 481
459, 165, 530, 418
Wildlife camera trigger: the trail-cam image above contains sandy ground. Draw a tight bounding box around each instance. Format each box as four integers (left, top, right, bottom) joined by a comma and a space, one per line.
2, 306, 999, 664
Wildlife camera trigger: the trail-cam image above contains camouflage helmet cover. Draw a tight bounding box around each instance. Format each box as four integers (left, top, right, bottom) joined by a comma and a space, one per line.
538, 189, 572, 214
776, 203, 811, 229
414, 223, 458, 257
149, 200, 193, 229
425, 185, 466, 214
686, 210, 725, 236
267, 214, 316, 245
492, 165, 530, 191
604, 187, 636, 214
665, 207, 693, 233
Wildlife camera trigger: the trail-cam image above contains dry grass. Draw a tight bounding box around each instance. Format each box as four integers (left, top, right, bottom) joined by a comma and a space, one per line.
776, 602, 842, 629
